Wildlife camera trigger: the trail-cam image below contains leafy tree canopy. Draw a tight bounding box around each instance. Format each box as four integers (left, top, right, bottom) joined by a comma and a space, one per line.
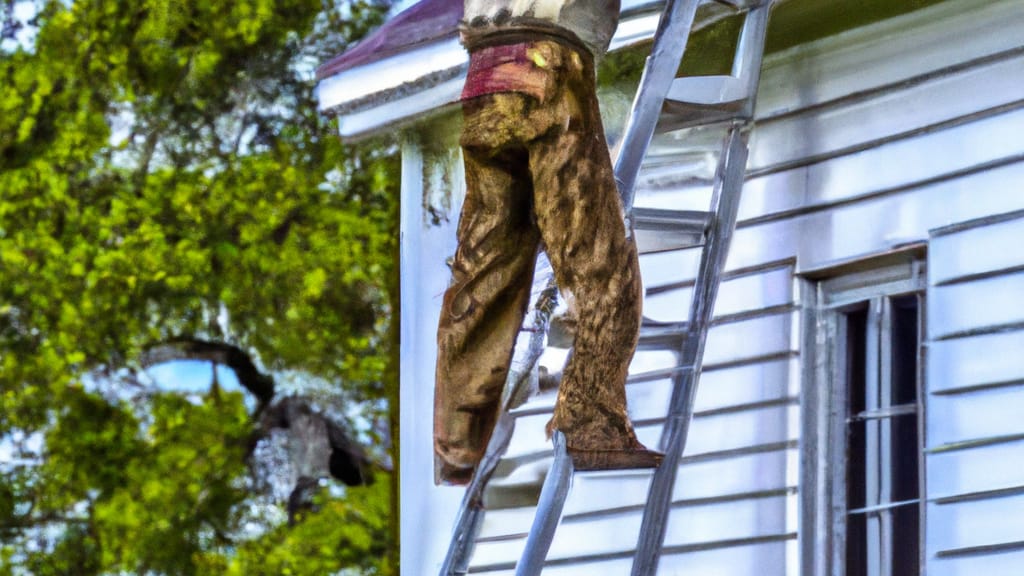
0, 0, 398, 573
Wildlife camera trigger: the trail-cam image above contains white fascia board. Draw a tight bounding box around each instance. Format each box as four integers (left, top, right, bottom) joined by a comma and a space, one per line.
316, 37, 468, 117
336, 76, 465, 140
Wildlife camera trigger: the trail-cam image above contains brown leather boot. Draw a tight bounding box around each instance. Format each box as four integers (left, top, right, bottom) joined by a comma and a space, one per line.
568, 446, 664, 471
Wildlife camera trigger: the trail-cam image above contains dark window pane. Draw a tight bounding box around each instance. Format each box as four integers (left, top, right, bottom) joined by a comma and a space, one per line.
845, 307, 869, 575
890, 295, 921, 574
848, 420, 867, 510
847, 511, 868, 576
892, 503, 921, 574
891, 296, 920, 405
847, 307, 869, 416
891, 413, 919, 503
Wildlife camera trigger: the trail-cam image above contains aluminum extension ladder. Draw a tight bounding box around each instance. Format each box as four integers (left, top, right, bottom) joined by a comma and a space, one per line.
440, 1, 773, 573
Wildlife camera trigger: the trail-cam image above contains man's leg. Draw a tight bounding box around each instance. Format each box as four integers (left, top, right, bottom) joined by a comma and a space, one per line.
527, 57, 660, 470
434, 123, 540, 484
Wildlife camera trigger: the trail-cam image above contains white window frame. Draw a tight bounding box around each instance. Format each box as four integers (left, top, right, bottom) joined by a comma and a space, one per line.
800, 256, 928, 576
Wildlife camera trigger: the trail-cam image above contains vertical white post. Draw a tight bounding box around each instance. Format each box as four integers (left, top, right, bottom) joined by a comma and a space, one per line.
400, 136, 467, 575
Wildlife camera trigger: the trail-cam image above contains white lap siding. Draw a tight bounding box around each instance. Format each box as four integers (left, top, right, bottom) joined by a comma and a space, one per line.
924, 213, 1024, 575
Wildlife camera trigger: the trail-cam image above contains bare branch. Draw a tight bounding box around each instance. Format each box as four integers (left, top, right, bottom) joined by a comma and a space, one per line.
141, 338, 274, 404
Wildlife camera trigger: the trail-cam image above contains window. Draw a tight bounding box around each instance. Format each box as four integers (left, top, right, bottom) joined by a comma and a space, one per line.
801, 257, 926, 576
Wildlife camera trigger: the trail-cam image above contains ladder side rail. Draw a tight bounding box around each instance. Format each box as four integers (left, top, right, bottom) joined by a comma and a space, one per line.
732, 3, 770, 119
632, 6, 771, 571
515, 431, 575, 576
612, 0, 703, 215
662, 128, 748, 449
630, 124, 750, 576
440, 283, 560, 575
439, 412, 513, 575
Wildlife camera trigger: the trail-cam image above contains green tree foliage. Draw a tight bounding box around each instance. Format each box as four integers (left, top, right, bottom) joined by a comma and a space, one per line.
1, 0, 398, 573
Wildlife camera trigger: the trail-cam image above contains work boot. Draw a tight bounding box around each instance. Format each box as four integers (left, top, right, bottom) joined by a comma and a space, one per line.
568, 445, 664, 471
565, 434, 664, 471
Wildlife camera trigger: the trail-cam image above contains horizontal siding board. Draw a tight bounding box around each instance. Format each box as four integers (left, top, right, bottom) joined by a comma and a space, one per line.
626, 377, 675, 421
629, 348, 689, 375
644, 265, 795, 323
468, 557, 635, 575
562, 450, 792, 518
638, 247, 702, 292
502, 412, 560, 460
927, 548, 1024, 576
634, 167, 715, 212
927, 329, 1024, 392
697, 358, 797, 413
926, 495, 1024, 557
477, 506, 538, 541
505, 369, 678, 419
476, 510, 644, 566
658, 539, 791, 576
650, 448, 793, 505
726, 162, 1024, 274
738, 106, 1024, 225
927, 439, 1024, 502
682, 405, 798, 458
704, 312, 796, 366
755, 0, 1024, 120
749, 50, 1024, 173
662, 494, 793, 553
929, 215, 1024, 286
470, 534, 797, 575
623, 371, 797, 424
927, 383, 1024, 449
928, 271, 1024, 339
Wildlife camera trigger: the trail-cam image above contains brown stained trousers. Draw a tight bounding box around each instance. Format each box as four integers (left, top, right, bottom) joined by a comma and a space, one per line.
434, 37, 654, 484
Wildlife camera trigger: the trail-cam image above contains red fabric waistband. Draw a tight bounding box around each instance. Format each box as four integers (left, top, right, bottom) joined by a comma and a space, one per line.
461, 42, 543, 102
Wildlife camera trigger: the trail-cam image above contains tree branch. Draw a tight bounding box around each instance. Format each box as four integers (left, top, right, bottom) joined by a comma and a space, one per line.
140, 338, 274, 404
259, 396, 375, 487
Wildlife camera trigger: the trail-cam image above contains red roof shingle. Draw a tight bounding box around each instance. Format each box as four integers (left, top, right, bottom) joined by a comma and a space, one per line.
316, 0, 464, 80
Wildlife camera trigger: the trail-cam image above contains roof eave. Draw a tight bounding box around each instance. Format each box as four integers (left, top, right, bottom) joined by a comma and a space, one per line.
316, 0, 743, 141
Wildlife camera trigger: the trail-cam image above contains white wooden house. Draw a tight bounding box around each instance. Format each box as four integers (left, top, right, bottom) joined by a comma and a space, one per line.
316, 0, 1024, 573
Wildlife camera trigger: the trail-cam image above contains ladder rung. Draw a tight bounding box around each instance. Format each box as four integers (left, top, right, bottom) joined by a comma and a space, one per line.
634, 207, 709, 254
638, 151, 719, 190
549, 312, 693, 349
483, 460, 553, 510
711, 0, 764, 9
666, 75, 747, 107
637, 319, 690, 350
657, 105, 741, 134
658, 2, 770, 132
507, 365, 687, 419
482, 463, 661, 512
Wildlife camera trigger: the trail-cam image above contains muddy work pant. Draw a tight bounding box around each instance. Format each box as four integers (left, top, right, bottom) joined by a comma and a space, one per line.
434, 38, 646, 481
